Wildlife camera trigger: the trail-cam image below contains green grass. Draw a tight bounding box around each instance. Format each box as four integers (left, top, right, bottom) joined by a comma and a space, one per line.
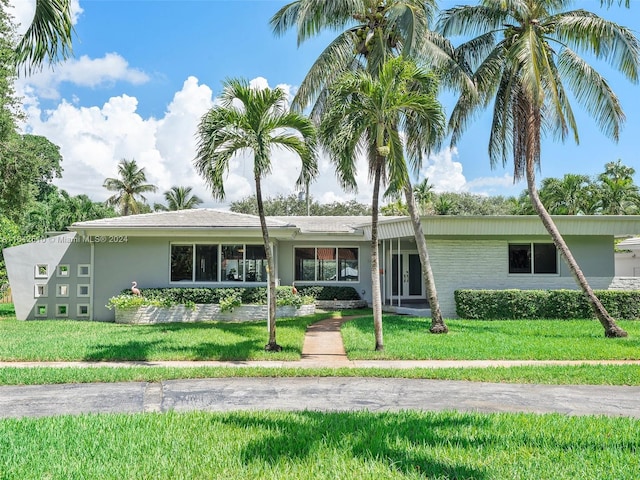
1, 410, 638, 479
1, 364, 639, 386
0, 313, 333, 362
0, 302, 14, 318
343, 315, 640, 360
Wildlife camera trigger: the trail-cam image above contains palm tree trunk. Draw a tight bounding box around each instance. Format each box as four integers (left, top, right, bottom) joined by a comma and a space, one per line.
371, 158, 384, 351
525, 158, 628, 338
403, 183, 448, 333
256, 175, 282, 351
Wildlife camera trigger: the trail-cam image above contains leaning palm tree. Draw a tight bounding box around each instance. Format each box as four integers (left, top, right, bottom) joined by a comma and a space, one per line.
155, 186, 203, 211
272, 0, 462, 339
320, 57, 446, 350
103, 158, 157, 216
194, 78, 318, 352
14, 0, 74, 73
439, 0, 639, 337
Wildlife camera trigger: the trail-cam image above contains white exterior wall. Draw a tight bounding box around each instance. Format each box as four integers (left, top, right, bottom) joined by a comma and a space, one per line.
428, 238, 614, 318
615, 252, 640, 277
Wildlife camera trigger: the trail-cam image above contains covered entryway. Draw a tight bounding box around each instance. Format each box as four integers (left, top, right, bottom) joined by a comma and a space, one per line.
391, 252, 423, 299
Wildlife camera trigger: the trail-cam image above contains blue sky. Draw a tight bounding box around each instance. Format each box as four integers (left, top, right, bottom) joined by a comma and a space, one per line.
9, 0, 640, 209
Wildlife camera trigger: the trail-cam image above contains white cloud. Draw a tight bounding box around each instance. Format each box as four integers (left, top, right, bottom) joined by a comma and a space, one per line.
419, 147, 468, 193
17, 53, 150, 100
20, 75, 367, 209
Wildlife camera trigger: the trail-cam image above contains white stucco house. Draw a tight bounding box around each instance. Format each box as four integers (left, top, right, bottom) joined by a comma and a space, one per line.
4, 209, 640, 321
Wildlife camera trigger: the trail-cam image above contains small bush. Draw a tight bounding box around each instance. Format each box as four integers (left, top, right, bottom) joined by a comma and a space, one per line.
296, 285, 361, 301
455, 289, 640, 320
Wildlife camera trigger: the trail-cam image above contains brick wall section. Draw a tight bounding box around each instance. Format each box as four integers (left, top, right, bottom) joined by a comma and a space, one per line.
315, 300, 368, 310
428, 239, 613, 318
115, 304, 316, 324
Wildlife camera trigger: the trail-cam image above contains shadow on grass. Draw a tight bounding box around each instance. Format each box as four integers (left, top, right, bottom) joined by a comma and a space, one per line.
220, 411, 488, 479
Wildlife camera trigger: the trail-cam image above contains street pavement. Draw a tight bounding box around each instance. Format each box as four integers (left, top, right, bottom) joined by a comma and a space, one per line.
1, 316, 639, 419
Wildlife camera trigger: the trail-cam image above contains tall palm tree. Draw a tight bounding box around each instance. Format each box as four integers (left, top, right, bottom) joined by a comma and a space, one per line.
272, 0, 461, 338
439, 0, 639, 337
103, 158, 157, 216
320, 57, 446, 349
194, 78, 317, 352
413, 178, 434, 214
14, 0, 74, 72
154, 186, 203, 211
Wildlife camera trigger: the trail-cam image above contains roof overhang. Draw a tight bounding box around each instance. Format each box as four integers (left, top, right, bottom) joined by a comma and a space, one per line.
365, 215, 640, 241
68, 225, 299, 240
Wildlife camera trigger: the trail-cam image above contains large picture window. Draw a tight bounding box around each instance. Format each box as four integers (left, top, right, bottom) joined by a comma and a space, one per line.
509, 243, 557, 274
171, 243, 264, 283
295, 247, 359, 282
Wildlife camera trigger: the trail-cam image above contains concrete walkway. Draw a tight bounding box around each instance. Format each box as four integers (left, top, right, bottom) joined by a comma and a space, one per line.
1, 316, 640, 419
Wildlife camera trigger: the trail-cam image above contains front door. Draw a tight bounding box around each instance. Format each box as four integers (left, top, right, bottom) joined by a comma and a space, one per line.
391, 253, 423, 299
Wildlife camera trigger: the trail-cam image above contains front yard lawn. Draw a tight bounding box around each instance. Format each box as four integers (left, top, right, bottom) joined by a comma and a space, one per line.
342, 315, 640, 360
1, 410, 638, 480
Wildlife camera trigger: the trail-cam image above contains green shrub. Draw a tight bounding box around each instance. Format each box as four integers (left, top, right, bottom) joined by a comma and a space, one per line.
455, 289, 640, 320
114, 286, 314, 308
296, 285, 361, 301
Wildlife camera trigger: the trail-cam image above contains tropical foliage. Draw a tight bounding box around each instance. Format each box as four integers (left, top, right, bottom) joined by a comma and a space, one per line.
154, 186, 203, 211
194, 77, 317, 351
439, 0, 639, 337
103, 158, 157, 216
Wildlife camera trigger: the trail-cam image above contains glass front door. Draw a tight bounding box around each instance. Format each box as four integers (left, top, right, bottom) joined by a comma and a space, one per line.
391, 253, 423, 298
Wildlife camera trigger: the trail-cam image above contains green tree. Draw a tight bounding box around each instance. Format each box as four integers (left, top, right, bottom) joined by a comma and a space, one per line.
413, 178, 434, 214
0, 135, 63, 222
103, 158, 157, 216
194, 78, 317, 351
440, 0, 639, 337
273, 0, 462, 341
320, 57, 447, 348
154, 186, 203, 211
230, 194, 372, 216
597, 160, 639, 214
538, 174, 593, 215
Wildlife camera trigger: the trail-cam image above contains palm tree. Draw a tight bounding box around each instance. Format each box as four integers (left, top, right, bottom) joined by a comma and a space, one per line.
154, 186, 203, 211
539, 174, 592, 215
439, 0, 639, 337
597, 160, 640, 214
103, 158, 157, 216
413, 178, 434, 215
194, 78, 317, 352
14, 0, 74, 72
272, 0, 462, 340
320, 57, 446, 349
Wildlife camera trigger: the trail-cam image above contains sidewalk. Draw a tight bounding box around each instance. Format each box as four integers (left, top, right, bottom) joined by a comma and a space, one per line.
2, 316, 640, 419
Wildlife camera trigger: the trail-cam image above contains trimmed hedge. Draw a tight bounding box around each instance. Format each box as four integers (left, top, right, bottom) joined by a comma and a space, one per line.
295, 285, 361, 301
119, 286, 311, 308
455, 289, 640, 320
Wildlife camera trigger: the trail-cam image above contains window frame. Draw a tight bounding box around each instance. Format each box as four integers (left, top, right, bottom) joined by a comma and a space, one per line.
170, 242, 267, 284
508, 242, 559, 276
294, 246, 360, 283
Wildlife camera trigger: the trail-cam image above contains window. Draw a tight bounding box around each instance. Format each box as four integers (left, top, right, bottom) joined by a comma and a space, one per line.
78, 264, 90, 277
77, 284, 90, 297
196, 245, 218, 282
222, 244, 244, 281
35, 304, 47, 317
77, 304, 89, 317
170, 243, 265, 283
56, 264, 70, 277
171, 245, 193, 282
295, 247, 359, 282
509, 243, 557, 274
245, 245, 267, 282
